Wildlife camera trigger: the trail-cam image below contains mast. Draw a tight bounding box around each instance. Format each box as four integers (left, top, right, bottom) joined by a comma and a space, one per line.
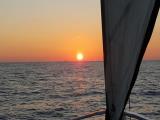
101, 0, 160, 120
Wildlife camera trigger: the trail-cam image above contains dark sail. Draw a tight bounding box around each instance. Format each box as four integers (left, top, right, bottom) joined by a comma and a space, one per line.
101, 0, 160, 119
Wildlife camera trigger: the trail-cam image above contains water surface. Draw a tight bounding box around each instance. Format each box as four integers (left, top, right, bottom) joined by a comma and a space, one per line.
0, 61, 159, 119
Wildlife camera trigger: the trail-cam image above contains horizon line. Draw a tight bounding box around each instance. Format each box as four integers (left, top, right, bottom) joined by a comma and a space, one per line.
0, 59, 160, 64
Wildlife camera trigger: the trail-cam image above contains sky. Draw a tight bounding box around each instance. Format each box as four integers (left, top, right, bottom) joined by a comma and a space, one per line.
0, 0, 159, 62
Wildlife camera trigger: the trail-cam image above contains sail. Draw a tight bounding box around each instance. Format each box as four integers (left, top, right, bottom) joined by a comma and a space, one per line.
101, 0, 160, 120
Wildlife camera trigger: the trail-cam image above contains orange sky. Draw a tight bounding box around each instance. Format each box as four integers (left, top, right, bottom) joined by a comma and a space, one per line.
144, 11, 160, 60
0, 0, 159, 62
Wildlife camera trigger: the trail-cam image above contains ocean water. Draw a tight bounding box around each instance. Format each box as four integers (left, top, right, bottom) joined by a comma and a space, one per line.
128, 61, 160, 120
0, 61, 159, 120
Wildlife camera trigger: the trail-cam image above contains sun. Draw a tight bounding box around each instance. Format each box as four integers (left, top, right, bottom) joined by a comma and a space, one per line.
76, 53, 84, 61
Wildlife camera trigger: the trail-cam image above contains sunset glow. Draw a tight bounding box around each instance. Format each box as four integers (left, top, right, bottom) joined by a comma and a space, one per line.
0, 0, 159, 62
76, 53, 84, 61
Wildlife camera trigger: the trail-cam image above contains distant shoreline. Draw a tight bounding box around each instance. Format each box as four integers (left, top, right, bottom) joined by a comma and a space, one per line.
0, 61, 103, 64
0, 60, 160, 64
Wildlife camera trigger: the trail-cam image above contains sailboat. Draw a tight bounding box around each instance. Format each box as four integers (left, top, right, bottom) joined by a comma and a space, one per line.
73, 0, 160, 120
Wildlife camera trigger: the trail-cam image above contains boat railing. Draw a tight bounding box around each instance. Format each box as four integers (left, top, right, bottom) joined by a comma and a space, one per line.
124, 111, 152, 120
71, 110, 105, 120
72, 110, 152, 120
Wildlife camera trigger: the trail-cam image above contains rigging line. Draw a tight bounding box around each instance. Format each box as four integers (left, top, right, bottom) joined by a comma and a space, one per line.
129, 97, 131, 120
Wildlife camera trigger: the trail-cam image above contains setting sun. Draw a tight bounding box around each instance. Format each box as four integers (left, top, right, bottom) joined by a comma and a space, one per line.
76, 53, 84, 61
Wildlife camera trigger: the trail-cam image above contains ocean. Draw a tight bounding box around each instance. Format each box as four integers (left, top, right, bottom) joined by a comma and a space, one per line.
0, 61, 159, 120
